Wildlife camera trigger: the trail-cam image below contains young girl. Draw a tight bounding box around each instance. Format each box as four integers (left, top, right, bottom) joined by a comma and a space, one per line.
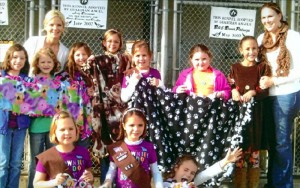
173, 44, 231, 100
121, 39, 164, 103
33, 110, 94, 187
100, 108, 163, 188
163, 148, 242, 188
0, 44, 30, 188
27, 47, 60, 188
57, 42, 93, 148
88, 28, 131, 142
228, 36, 271, 188
86, 29, 131, 183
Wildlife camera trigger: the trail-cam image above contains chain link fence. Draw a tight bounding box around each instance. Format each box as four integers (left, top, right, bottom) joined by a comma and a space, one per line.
0, 0, 26, 44
175, 1, 266, 76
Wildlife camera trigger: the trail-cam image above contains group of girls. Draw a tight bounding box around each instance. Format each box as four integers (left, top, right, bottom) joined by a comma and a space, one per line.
0, 36, 261, 188
0, 4, 279, 188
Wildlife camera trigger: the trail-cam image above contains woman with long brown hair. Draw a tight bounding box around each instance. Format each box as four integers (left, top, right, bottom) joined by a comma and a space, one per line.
258, 2, 300, 187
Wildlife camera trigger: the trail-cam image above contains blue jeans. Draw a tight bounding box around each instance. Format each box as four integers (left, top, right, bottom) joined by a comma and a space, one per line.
76, 136, 91, 149
27, 132, 53, 188
0, 128, 27, 188
267, 90, 300, 188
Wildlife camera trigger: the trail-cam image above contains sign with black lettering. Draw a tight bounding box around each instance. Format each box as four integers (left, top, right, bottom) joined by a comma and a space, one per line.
0, 0, 8, 25
60, 0, 108, 30
209, 6, 256, 40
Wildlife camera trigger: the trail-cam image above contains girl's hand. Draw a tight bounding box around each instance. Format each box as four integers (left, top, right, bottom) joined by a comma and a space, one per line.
227, 76, 235, 85
123, 67, 139, 76
219, 147, 242, 169
150, 78, 159, 87
79, 170, 94, 183
215, 91, 224, 98
176, 85, 187, 93
55, 173, 68, 186
259, 76, 273, 89
232, 89, 241, 101
242, 90, 256, 102
87, 55, 95, 62
87, 87, 94, 97
131, 70, 141, 80
225, 147, 242, 163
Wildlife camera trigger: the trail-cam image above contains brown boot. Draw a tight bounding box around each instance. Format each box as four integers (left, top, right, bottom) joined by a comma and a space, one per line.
233, 168, 247, 188
248, 168, 261, 188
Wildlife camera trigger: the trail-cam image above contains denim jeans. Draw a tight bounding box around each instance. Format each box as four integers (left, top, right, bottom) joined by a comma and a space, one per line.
76, 136, 91, 149
0, 128, 27, 188
267, 90, 300, 188
27, 132, 53, 188
100, 156, 110, 183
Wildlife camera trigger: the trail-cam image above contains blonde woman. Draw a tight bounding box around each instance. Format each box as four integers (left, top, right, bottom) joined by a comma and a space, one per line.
24, 9, 69, 75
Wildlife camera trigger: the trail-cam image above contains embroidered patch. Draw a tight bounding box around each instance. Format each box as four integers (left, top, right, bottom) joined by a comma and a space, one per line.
116, 151, 128, 161
124, 163, 134, 170
113, 146, 123, 153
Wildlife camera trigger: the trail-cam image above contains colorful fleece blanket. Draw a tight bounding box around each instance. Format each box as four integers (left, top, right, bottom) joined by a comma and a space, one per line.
0, 75, 92, 139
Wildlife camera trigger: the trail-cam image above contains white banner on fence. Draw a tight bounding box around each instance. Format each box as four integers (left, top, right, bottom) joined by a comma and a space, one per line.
60, 0, 108, 30
0, 0, 8, 25
209, 7, 256, 40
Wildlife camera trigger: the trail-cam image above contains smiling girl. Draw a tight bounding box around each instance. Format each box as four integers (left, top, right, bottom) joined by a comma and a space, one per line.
27, 47, 61, 188
100, 108, 163, 188
173, 44, 231, 100
228, 36, 271, 188
33, 111, 93, 187
0, 44, 30, 188
57, 42, 93, 148
121, 40, 164, 104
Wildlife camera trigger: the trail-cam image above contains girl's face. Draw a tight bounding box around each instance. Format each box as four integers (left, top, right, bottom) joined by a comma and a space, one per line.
55, 117, 77, 146
37, 54, 54, 76
191, 51, 211, 71
103, 34, 121, 54
45, 17, 64, 39
123, 114, 145, 142
239, 39, 258, 64
261, 7, 282, 34
74, 47, 89, 67
133, 47, 151, 71
174, 160, 198, 183
10, 50, 26, 72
